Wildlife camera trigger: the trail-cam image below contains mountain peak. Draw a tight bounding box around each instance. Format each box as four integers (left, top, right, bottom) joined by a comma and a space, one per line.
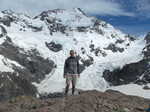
36, 8, 94, 27
1, 9, 14, 15
43, 8, 86, 16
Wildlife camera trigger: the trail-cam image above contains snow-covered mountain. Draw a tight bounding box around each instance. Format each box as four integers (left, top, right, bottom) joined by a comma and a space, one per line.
0, 8, 148, 100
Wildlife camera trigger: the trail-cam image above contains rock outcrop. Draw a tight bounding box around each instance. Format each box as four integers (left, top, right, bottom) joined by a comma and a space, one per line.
0, 90, 149, 112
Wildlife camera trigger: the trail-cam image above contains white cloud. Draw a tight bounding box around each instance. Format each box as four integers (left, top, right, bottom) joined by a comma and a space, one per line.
0, 0, 134, 16
135, 0, 150, 18
136, 0, 150, 11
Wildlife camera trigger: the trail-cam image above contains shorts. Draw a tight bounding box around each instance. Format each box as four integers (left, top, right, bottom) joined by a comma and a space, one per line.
66, 75, 78, 86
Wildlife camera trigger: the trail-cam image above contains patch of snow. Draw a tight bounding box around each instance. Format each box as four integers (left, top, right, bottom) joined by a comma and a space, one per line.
109, 84, 150, 99
0, 55, 23, 72
0, 37, 5, 45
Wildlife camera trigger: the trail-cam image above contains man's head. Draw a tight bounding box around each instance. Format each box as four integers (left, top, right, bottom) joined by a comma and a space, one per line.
70, 50, 75, 57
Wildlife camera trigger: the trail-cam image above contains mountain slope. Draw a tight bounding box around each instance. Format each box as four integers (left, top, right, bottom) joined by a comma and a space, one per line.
0, 8, 147, 100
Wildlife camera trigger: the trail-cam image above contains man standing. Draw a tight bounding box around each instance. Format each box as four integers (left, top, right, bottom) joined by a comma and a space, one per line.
64, 50, 80, 95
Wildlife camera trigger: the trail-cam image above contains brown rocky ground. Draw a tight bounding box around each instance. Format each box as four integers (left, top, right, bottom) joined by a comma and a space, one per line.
0, 90, 149, 112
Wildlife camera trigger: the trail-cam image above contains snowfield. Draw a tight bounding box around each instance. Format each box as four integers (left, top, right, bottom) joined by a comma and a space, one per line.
110, 84, 150, 99
35, 37, 145, 94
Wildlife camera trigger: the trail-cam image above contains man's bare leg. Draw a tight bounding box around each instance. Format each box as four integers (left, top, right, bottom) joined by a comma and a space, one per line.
65, 77, 70, 96
72, 76, 77, 95
72, 82, 75, 95
65, 83, 70, 96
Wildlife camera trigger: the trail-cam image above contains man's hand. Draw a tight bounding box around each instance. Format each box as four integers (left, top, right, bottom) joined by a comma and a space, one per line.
63, 74, 66, 78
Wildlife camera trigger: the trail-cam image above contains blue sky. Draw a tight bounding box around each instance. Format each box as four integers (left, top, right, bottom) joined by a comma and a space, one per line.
0, 0, 149, 36
97, 0, 150, 36
98, 15, 150, 36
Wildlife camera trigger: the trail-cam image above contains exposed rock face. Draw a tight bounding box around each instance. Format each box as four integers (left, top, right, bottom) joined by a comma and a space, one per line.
0, 36, 55, 101
81, 57, 93, 67
0, 90, 149, 112
115, 39, 125, 44
0, 72, 37, 101
77, 26, 88, 32
103, 60, 148, 85
45, 41, 62, 52
125, 34, 136, 41
89, 44, 107, 57
36, 12, 67, 35
28, 25, 43, 32
104, 43, 124, 53
145, 32, 150, 44
0, 15, 14, 27
0, 25, 7, 37
0, 38, 55, 82
103, 33, 150, 86
143, 32, 150, 58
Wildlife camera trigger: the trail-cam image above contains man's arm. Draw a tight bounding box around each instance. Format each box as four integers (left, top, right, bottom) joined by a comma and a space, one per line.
77, 59, 80, 77
64, 59, 67, 78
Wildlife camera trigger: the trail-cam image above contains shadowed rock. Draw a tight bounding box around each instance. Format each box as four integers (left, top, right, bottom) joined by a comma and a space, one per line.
0, 37, 55, 101
103, 60, 149, 86
46, 41, 62, 52
104, 43, 124, 53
